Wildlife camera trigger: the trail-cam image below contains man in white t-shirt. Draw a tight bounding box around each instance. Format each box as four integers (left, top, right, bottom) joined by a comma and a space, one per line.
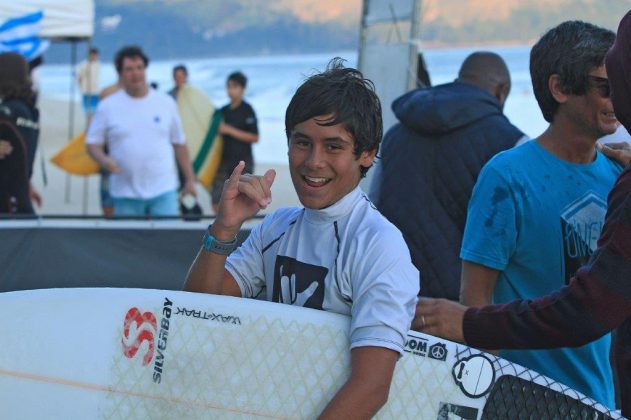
185, 59, 419, 418
87, 46, 196, 217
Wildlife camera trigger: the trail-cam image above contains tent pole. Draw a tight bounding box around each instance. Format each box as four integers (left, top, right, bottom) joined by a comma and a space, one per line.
65, 40, 78, 204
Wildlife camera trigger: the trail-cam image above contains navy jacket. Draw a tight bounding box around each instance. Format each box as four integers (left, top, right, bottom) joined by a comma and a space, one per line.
372, 82, 524, 300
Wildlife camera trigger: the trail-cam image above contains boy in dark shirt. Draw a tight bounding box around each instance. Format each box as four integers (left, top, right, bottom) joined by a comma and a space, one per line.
211, 71, 259, 212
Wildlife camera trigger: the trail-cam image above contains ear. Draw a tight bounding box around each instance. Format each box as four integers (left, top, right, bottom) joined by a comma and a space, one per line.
359, 148, 378, 167
548, 74, 569, 104
494, 83, 510, 107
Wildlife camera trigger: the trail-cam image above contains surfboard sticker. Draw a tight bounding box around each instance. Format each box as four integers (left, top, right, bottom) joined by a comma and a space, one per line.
452, 354, 496, 398
0, 289, 622, 419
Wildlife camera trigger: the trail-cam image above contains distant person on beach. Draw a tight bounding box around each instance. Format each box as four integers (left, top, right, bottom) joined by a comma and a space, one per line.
211, 71, 259, 212
86, 45, 197, 217
456, 21, 621, 408
0, 52, 42, 214
77, 47, 100, 119
168, 64, 187, 100
185, 59, 419, 418
415, 13, 631, 416
371, 51, 525, 301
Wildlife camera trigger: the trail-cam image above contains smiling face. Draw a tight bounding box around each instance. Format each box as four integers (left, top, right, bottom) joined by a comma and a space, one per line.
565, 65, 618, 138
288, 114, 376, 209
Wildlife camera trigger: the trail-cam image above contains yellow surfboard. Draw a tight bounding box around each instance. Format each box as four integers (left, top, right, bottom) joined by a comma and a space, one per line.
50, 132, 100, 176
177, 85, 223, 189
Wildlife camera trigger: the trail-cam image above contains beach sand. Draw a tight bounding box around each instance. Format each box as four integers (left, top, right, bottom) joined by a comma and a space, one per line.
32, 96, 300, 216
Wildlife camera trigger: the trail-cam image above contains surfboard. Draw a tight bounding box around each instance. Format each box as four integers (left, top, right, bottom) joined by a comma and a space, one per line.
176, 84, 223, 189
49, 131, 100, 176
0, 288, 620, 419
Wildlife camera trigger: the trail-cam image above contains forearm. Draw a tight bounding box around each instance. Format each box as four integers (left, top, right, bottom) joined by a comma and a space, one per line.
174, 144, 196, 182
184, 224, 242, 295
319, 377, 388, 419
86, 144, 109, 167
184, 247, 230, 294
226, 126, 258, 143
319, 347, 396, 419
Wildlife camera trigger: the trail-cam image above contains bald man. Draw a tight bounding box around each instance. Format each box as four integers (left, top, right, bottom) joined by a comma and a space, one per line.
371, 51, 525, 301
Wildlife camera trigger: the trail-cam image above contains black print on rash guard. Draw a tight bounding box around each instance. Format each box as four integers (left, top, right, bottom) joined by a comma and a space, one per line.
272, 256, 328, 309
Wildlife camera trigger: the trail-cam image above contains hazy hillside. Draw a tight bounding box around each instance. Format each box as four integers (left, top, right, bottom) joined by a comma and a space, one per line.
45, 0, 628, 62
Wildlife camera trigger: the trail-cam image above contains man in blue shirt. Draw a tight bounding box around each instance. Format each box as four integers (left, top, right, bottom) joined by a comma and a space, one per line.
460, 21, 622, 408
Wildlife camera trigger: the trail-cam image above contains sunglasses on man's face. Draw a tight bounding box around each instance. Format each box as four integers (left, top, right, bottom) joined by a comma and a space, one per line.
586, 75, 610, 98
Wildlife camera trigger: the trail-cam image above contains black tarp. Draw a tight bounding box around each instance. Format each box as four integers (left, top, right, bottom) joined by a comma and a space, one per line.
0, 220, 251, 292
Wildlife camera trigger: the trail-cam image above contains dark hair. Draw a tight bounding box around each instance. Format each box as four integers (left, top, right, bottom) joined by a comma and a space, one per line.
530, 21, 615, 122
0, 52, 34, 104
285, 58, 382, 177
227, 71, 247, 88
173, 64, 188, 76
89, 47, 99, 55
114, 45, 149, 74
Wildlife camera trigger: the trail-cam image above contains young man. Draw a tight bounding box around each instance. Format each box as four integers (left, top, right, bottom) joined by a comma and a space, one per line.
77, 47, 100, 118
185, 60, 419, 418
87, 46, 196, 217
458, 21, 621, 407
211, 71, 259, 212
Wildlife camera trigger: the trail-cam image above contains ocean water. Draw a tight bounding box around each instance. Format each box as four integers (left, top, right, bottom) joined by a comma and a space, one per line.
38, 45, 548, 164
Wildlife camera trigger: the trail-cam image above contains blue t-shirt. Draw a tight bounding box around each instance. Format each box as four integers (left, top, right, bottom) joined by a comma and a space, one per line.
461, 140, 622, 408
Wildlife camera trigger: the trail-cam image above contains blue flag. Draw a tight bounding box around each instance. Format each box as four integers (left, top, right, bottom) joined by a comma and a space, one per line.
0, 11, 50, 61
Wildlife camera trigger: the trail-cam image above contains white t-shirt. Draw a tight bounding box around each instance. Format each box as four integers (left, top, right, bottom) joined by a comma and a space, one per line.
87, 89, 186, 199
226, 187, 420, 355
77, 60, 100, 94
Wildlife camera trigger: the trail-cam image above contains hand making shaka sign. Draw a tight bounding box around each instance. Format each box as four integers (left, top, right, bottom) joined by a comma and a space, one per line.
212, 161, 276, 240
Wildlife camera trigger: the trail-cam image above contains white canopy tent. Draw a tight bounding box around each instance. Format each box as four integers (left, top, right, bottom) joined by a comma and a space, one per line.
0, 0, 94, 40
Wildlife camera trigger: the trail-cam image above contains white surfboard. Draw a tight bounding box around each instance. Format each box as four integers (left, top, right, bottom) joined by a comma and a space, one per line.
0, 288, 620, 419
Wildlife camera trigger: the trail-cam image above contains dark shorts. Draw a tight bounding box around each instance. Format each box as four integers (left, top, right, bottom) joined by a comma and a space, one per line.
211, 162, 253, 205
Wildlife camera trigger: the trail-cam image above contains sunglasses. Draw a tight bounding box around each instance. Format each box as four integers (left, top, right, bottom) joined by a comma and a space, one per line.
586, 75, 610, 98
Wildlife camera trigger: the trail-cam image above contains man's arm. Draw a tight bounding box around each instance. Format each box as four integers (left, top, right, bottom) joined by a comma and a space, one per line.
173, 144, 197, 196
219, 122, 259, 143
319, 347, 398, 419
460, 261, 501, 307
459, 261, 501, 355
183, 161, 275, 295
86, 143, 120, 173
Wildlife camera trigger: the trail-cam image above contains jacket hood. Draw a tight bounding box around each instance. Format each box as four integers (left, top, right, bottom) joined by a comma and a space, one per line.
392, 82, 505, 136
